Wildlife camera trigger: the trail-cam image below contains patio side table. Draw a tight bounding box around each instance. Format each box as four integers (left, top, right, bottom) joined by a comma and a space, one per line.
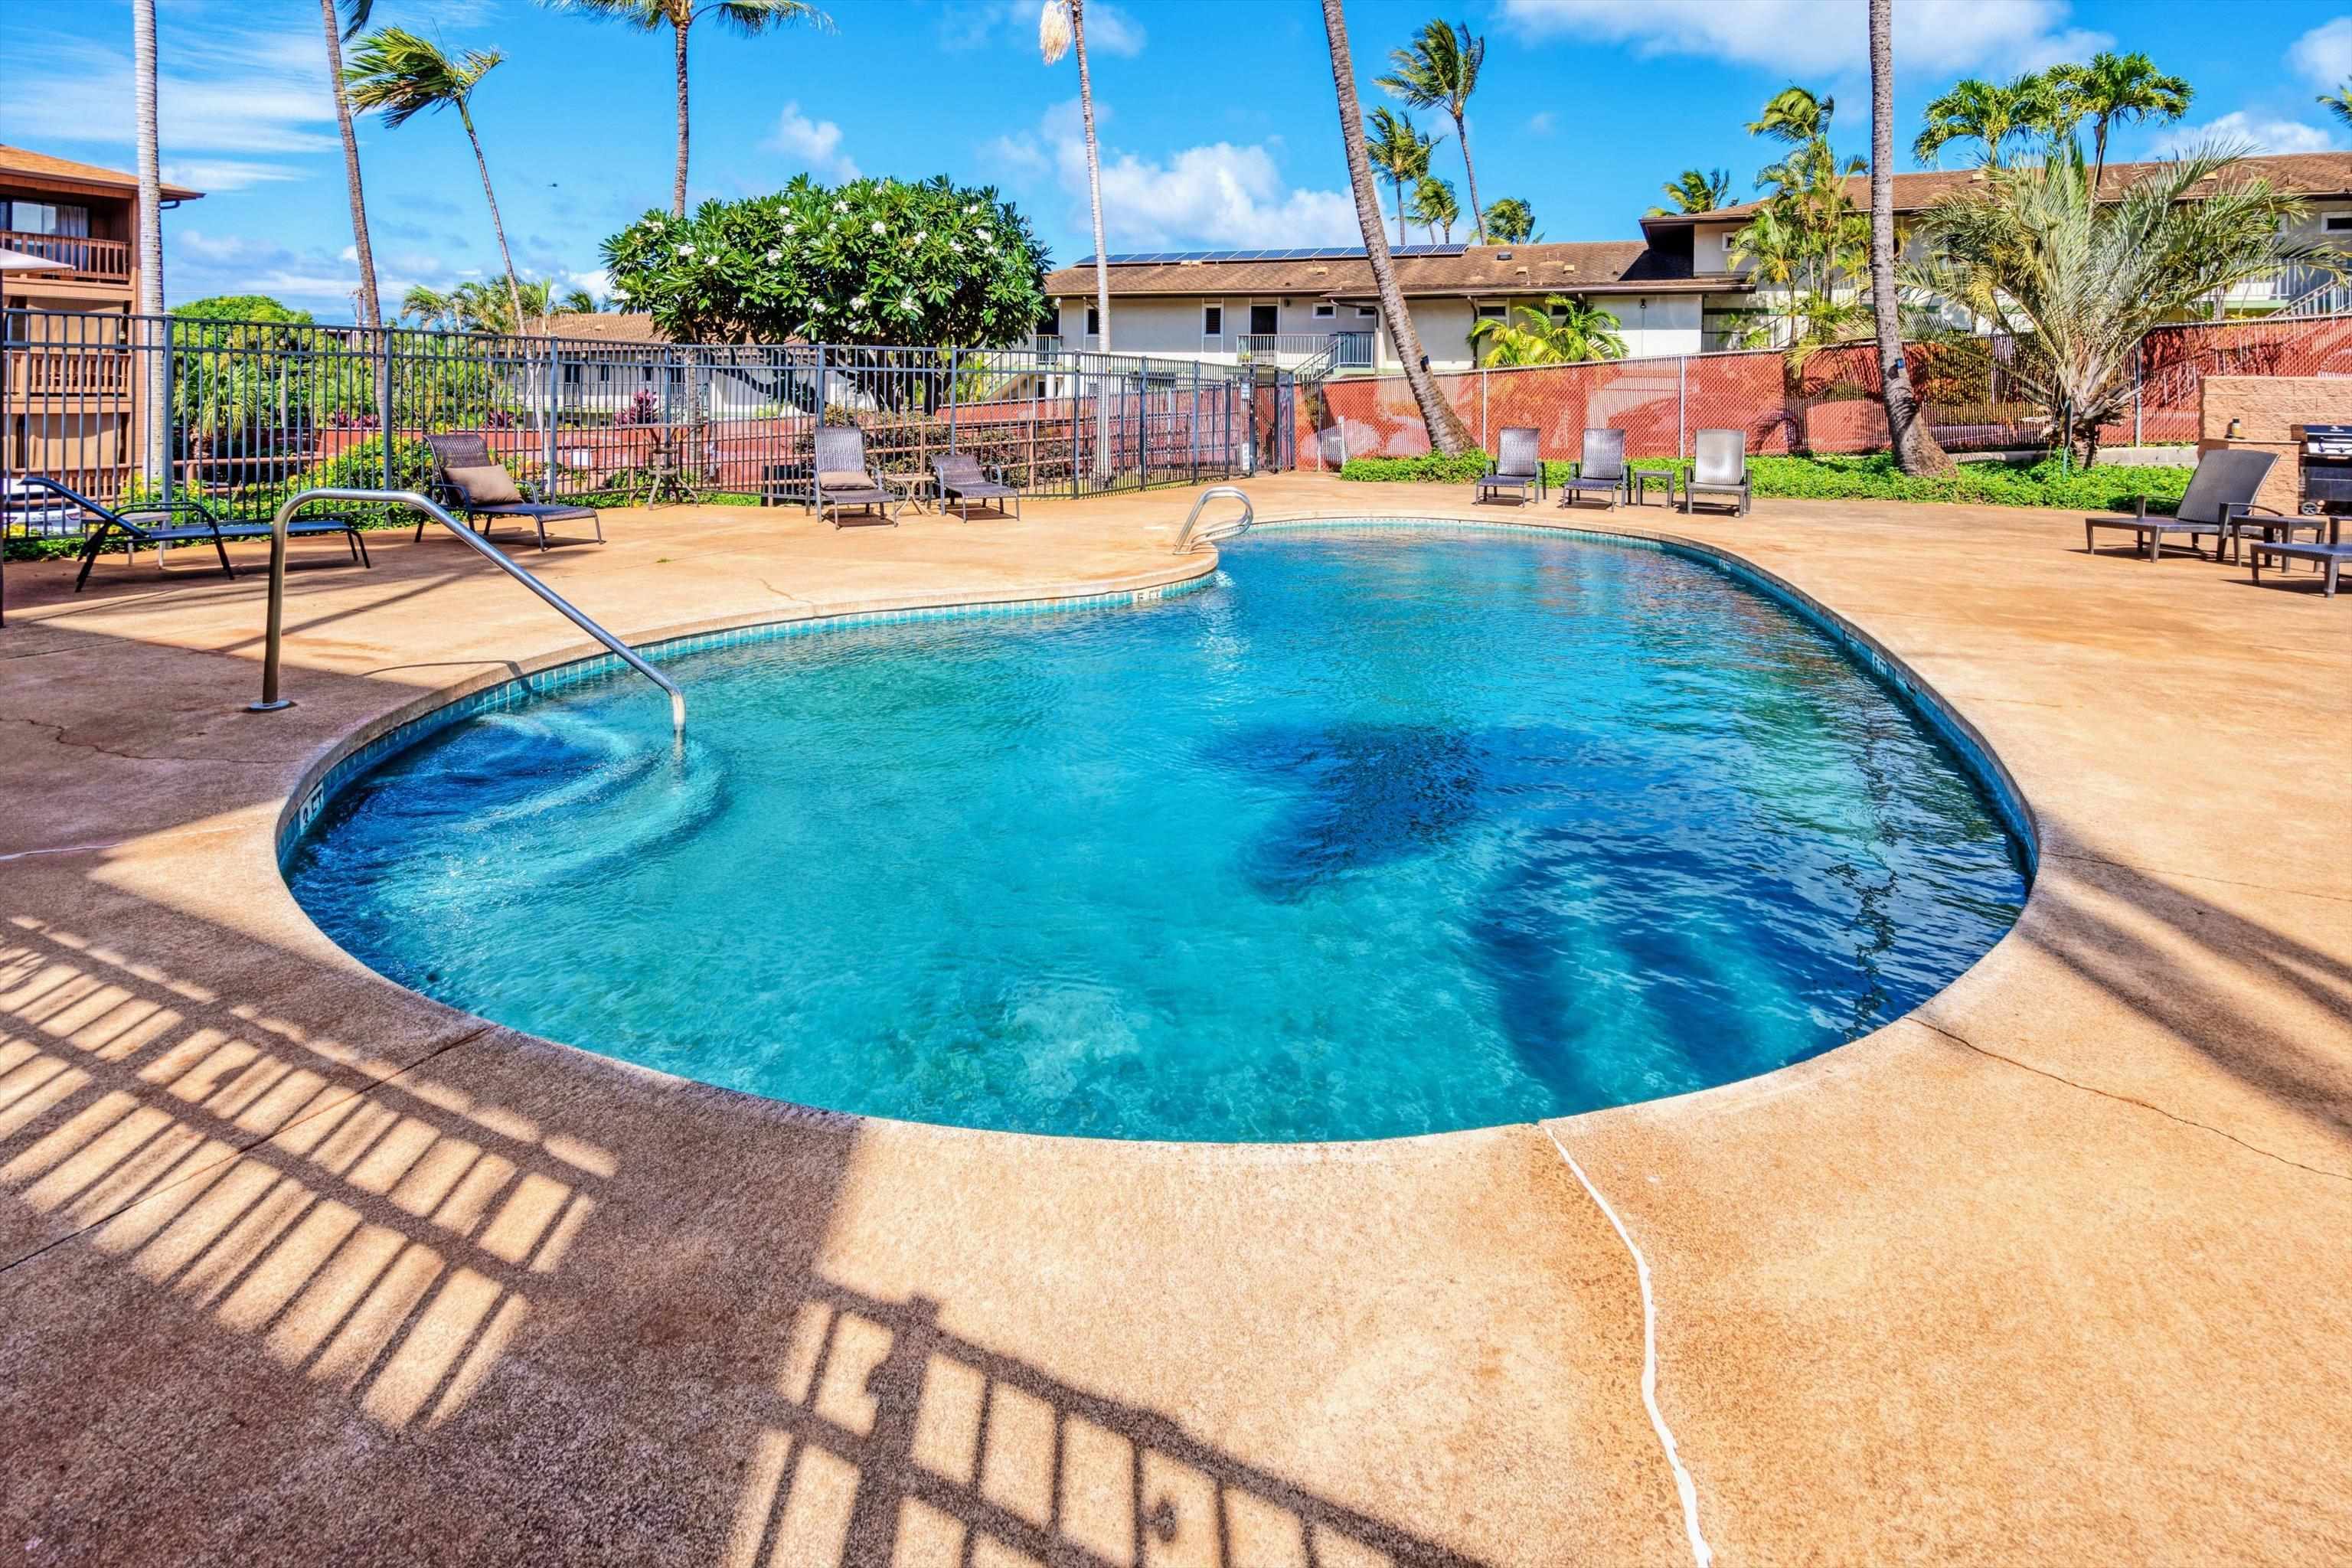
1631, 466, 1681, 508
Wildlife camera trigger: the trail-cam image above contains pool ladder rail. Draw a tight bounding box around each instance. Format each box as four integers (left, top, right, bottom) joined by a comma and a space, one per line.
1173, 487, 1254, 554
246, 487, 686, 736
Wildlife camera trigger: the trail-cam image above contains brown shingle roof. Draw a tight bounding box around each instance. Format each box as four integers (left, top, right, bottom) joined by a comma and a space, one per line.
1043, 240, 1703, 300
529, 310, 671, 341
0, 143, 202, 202
1654, 150, 2352, 229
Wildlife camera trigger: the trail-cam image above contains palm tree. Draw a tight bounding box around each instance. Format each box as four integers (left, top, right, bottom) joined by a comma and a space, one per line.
133, 0, 165, 490
1868, 0, 1951, 475
1913, 73, 2056, 167
1377, 19, 1488, 243
1911, 146, 2342, 466
1366, 106, 1440, 246
541, 0, 829, 219
1728, 206, 1803, 345
2324, 83, 2352, 130
1407, 175, 1459, 243
2047, 52, 2191, 191
321, 1, 382, 330
1483, 196, 1536, 243
1040, 1, 1110, 354
400, 284, 459, 330
345, 28, 528, 338
1469, 295, 1624, 366
1322, 0, 1471, 454
1748, 86, 1834, 147
1650, 168, 1732, 216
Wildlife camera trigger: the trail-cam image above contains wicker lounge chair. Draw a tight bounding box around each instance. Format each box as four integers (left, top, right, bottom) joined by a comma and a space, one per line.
1557, 429, 1628, 511
421, 433, 604, 551
931, 452, 1022, 521
1477, 427, 1544, 505
812, 426, 902, 528
2248, 538, 2350, 596
11, 478, 370, 593
1682, 429, 1752, 516
2083, 449, 2277, 562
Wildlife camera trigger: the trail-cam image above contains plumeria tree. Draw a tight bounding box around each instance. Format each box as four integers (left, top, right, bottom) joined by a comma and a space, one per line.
599, 176, 1050, 348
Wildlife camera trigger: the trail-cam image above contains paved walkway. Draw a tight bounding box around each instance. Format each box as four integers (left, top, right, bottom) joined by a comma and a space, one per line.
1, 479, 2345, 1566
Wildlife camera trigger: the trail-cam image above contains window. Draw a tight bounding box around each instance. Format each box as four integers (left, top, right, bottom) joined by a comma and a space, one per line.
1248, 302, 1279, 335
1312, 302, 1335, 318
1085, 305, 1100, 336
1357, 304, 1377, 318
561, 362, 582, 386
642, 366, 655, 383
598, 364, 612, 383
667, 365, 684, 385
0, 201, 90, 237
1202, 303, 1223, 336
2327, 214, 2352, 233
1475, 302, 1508, 321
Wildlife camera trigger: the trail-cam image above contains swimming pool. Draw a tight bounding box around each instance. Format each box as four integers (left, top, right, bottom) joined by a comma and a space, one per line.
286, 524, 2030, 1142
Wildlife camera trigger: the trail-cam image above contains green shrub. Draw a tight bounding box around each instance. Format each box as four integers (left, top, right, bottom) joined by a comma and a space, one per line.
1338, 449, 2193, 514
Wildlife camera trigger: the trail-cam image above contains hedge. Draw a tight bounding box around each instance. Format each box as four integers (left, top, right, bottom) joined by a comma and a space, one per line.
1338, 450, 2197, 514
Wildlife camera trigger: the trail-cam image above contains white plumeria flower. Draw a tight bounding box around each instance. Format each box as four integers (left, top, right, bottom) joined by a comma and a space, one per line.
851, 295, 867, 309
834, 201, 849, 212
949, 240, 964, 253
977, 228, 994, 243
912, 231, 927, 243
783, 223, 798, 235
964, 203, 978, 214
676, 244, 695, 256
764, 249, 781, 263
898, 293, 916, 311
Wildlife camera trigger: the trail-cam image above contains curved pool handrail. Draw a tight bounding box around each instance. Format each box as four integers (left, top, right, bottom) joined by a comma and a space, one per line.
1173, 486, 1254, 554
248, 487, 686, 736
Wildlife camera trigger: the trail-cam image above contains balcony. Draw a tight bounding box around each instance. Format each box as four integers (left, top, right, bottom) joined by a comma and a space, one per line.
0, 230, 131, 283
1238, 331, 1376, 369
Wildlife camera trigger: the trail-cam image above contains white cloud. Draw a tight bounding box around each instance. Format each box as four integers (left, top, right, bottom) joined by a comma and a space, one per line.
1498, 0, 2107, 76
162, 159, 306, 193
2151, 111, 2340, 158
2292, 17, 2352, 92
1525, 110, 1557, 136
766, 102, 858, 180
939, 0, 1145, 57
8, 28, 335, 166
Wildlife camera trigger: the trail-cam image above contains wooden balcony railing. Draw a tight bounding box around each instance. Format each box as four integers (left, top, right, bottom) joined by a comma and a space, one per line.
0, 230, 132, 283
2, 346, 132, 398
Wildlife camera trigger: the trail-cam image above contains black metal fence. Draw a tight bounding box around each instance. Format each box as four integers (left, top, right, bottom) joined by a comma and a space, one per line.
1, 311, 1288, 534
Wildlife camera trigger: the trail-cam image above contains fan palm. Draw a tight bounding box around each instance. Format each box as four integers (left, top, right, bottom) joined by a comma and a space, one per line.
1322, 0, 1471, 454
1650, 168, 1732, 216
1913, 73, 2058, 167
1377, 18, 1488, 243
2047, 52, 2190, 191
541, 0, 829, 219
1365, 106, 1440, 246
1910, 145, 2343, 466
1867, 0, 1950, 474
1406, 175, 1459, 243
1041, 1, 1110, 357
1469, 295, 1624, 366
345, 28, 529, 337
1483, 196, 1537, 243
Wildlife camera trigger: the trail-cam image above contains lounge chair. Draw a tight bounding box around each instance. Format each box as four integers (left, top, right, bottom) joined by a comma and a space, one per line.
8, 478, 370, 593
1682, 429, 1752, 516
1477, 426, 1544, 505
812, 426, 902, 528
931, 452, 1023, 521
421, 433, 604, 551
2248, 538, 2351, 597
2083, 449, 2278, 562
1557, 429, 1628, 511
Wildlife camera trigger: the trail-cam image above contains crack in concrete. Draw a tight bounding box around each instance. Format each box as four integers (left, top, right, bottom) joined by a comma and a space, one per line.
1914, 1017, 2352, 1184
4, 714, 279, 769
0, 1022, 501, 1289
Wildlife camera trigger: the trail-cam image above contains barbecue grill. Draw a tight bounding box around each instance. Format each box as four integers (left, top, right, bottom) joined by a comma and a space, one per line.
2296, 422, 2352, 514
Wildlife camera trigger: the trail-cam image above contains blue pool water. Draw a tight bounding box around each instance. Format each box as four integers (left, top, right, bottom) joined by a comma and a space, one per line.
286, 526, 2028, 1142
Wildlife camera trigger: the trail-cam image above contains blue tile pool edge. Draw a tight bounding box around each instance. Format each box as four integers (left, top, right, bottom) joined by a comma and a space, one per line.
273, 569, 1219, 865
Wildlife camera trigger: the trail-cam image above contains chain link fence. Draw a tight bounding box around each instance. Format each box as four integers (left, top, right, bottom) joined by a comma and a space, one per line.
1308, 314, 2352, 465
1, 311, 1287, 534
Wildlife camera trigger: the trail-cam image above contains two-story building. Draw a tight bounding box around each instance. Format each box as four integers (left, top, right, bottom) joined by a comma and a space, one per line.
1040, 151, 2352, 373
2, 143, 203, 498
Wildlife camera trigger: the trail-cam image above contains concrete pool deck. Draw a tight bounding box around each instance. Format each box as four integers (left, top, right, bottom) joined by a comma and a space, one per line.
0, 476, 2344, 1566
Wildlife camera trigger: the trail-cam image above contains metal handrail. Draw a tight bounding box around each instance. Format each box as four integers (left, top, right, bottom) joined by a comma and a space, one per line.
249, 487, 685, 735
1173, 486, 1254, 554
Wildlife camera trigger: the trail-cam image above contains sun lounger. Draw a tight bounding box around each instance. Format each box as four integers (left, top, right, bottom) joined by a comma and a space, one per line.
2083, 449, 2277, 562
2248, 538, 2350, 596
1682, 429, 1752, 516
1477, 426, 1544, 505
812, 426, 902, 528
1558, 428, 1628, 511
422, 433, 604, 551
931, 452, 1023, 521
7, 478, 371, 593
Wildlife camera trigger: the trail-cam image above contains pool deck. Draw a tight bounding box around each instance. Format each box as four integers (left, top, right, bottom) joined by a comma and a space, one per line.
1, 477, 2345, 1566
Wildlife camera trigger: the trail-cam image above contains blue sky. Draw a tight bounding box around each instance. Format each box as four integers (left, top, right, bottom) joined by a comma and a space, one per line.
5, 0, 2347, 319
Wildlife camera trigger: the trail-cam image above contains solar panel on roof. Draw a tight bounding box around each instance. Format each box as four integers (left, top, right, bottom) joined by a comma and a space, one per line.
1073, 241, 1471, 268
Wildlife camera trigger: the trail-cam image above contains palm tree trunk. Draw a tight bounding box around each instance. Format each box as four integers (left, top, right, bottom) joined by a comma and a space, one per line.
671, 17, 691, 218
1073, 0, 1110, 357
319, 0, 380, 329
459, 103, 529, 339
1454, 109, 1485, 244
1391, 175, 1405, 247
1322, 0, 1470, 454
1868, 0, 1952, 475
133, 0, 168, 495
2091, 116, 2109, 193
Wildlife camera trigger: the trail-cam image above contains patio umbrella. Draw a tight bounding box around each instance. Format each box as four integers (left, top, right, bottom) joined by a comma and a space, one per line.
0, 247, 67, 273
